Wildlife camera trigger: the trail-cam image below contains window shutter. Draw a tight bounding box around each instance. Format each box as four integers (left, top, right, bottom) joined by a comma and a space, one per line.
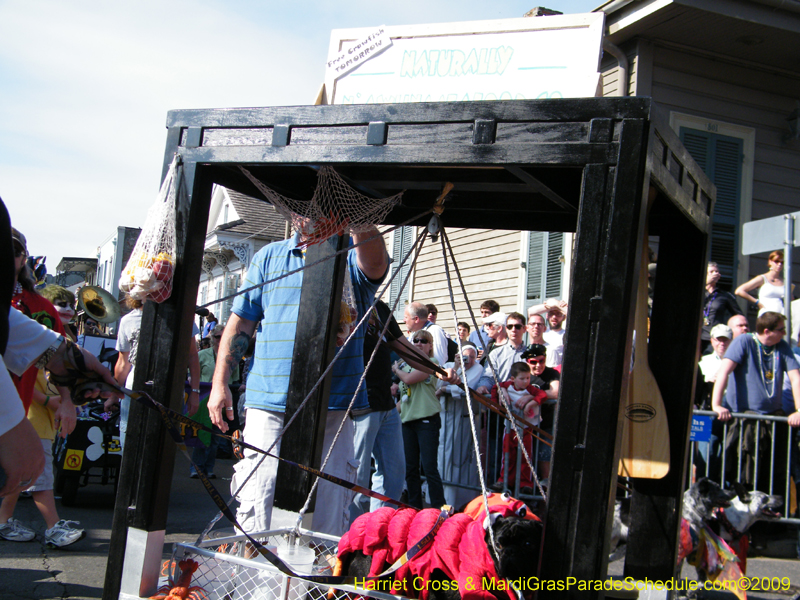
527, 232, 546, 302
527, 232, 563, 304
680, 128, 743, 290
389, 226, 414, 321
545, 232, 564, 299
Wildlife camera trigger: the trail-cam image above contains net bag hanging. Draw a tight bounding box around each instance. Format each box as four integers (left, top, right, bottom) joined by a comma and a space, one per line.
119, 155, 180, 303
239, 165, 403, 247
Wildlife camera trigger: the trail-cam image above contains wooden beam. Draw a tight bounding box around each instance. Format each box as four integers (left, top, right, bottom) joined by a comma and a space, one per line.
104, 150, 211, 599
274, 234, 348, 511
540, 117, 650, 593
624, 202, 710, 580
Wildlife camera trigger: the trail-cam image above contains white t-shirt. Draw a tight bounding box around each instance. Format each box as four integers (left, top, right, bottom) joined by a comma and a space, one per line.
543, 328, 565, 368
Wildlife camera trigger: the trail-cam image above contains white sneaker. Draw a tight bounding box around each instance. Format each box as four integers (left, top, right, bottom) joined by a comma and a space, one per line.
45, 520, 85, 548
0, 518, 36, 542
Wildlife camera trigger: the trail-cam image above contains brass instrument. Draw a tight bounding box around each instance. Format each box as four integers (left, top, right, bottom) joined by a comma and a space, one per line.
77, 286, 121, 324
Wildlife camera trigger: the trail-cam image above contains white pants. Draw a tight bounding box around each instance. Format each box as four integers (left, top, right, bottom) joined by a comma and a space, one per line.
232, 408, 358, 537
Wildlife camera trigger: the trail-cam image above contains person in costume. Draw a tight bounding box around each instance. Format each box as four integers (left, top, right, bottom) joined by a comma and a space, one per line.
40, 285, 77, 341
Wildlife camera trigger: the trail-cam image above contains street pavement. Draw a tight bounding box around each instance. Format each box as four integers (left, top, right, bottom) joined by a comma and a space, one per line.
2, 453, 800, 599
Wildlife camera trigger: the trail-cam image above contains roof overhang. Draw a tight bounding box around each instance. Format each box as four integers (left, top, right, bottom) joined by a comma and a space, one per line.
598, 0, 800, 73
56, 257, 98, 273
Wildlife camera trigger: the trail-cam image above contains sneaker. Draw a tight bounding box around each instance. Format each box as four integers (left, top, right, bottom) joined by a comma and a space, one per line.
0, 518, 36, 542
45, 520, 85, 548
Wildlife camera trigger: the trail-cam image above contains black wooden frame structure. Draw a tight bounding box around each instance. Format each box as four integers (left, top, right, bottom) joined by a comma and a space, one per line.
103, 97, 714, 599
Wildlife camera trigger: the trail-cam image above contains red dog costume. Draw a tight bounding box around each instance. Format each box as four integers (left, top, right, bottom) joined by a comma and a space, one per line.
336, 494, 539, 600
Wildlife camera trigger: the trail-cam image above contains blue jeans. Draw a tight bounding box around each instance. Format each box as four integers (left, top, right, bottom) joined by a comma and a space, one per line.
402, 413, 445, 509
119, 396, 130, 449
350, 409, 406, 522
190, 426, 220, 476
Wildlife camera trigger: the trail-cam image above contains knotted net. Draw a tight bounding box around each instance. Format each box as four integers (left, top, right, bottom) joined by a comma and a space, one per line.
240, 165, 403, 247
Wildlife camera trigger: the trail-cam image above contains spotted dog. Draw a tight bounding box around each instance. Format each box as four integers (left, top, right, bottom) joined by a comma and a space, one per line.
714, 484, 782, 573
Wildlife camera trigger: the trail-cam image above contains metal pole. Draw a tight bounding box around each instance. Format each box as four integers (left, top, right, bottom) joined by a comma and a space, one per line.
785, 215, 794, 344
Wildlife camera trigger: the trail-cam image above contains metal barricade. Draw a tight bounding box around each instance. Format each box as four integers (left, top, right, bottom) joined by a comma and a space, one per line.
689, 409, 799, 524
436, 396, 548, 504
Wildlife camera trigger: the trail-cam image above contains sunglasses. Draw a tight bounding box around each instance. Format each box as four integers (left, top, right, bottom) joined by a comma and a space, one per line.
526, 357, 546, 365
506, 323, 524, 330
413, 338, 431, 345
14, 246, 27, 258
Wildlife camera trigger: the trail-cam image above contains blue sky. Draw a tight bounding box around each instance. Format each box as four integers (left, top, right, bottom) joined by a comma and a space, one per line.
0, 0, 600, 271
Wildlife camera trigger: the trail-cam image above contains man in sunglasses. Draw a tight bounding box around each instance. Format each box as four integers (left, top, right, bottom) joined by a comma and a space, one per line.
476, 312, 528, 395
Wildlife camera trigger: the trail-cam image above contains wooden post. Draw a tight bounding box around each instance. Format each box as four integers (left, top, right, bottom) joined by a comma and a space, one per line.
624, 206, 709, 580
103, 138, 210, 600
540, 117, 650, 591
274, 234, 348, 511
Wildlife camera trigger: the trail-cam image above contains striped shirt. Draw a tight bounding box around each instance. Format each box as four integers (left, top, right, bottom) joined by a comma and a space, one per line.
233, 233, 381, 412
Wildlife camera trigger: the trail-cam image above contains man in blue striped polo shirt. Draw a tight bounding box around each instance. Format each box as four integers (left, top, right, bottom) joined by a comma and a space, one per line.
208, 226, 387, 536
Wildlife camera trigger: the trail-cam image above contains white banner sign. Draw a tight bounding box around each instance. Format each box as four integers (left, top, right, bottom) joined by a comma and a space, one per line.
325, 14, 605, 105
325, 26, 391, 81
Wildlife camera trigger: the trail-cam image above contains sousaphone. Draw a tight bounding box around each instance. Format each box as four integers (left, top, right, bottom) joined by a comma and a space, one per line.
77, 286, 121, 324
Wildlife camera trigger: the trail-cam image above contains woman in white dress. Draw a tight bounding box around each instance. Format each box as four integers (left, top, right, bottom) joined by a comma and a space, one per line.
735, 250, 792, 316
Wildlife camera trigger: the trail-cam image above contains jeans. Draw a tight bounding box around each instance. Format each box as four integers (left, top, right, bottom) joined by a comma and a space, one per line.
402, 413, 446, 509
190, 425, 220, 476
351, 409, 406, 522
119, 395, 130, 449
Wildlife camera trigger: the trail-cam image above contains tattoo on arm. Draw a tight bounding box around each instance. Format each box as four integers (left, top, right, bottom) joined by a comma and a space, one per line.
226, 331, 250, 371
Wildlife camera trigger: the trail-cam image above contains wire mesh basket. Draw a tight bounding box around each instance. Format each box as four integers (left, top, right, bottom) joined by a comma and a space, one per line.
163, 528, 412, 600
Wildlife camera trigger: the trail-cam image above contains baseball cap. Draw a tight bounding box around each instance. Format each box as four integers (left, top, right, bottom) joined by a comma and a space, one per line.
710, 324, 733, 340
482, 312, 507, 327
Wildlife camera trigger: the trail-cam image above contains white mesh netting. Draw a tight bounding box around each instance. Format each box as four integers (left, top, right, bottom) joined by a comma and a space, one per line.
119, 155, 180, 303
240, 166, 403, 246
167, 529, 410, 600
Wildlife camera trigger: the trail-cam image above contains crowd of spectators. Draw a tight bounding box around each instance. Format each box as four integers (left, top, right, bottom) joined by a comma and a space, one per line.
698, 255, 800, 506
8, 194, 799, 551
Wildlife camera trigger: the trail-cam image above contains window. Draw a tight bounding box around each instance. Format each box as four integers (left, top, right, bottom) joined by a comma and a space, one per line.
389, 226, 414, 321
680, 128, 743, 291
526, 231, 564, 308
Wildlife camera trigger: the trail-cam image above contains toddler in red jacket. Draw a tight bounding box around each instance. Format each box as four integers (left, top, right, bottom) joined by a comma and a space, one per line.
491, 362, 547, 492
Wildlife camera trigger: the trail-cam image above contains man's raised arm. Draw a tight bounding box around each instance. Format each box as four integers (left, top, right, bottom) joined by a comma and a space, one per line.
208, 313, 256, 432
353, 227, 388, 281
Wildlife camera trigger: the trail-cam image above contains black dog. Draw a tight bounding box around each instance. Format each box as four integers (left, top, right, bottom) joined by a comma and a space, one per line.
341, 513, 542, 600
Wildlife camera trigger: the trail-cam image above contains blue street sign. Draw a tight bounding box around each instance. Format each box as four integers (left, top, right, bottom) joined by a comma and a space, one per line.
690, 415, 713, 442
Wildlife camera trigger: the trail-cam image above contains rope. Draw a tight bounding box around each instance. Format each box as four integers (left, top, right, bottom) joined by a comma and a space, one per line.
201, 217, 432, 538
441, 228, 548, 503
436, 219, 499, 557
293, 224, 434, 531
197, 187, 549, 542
